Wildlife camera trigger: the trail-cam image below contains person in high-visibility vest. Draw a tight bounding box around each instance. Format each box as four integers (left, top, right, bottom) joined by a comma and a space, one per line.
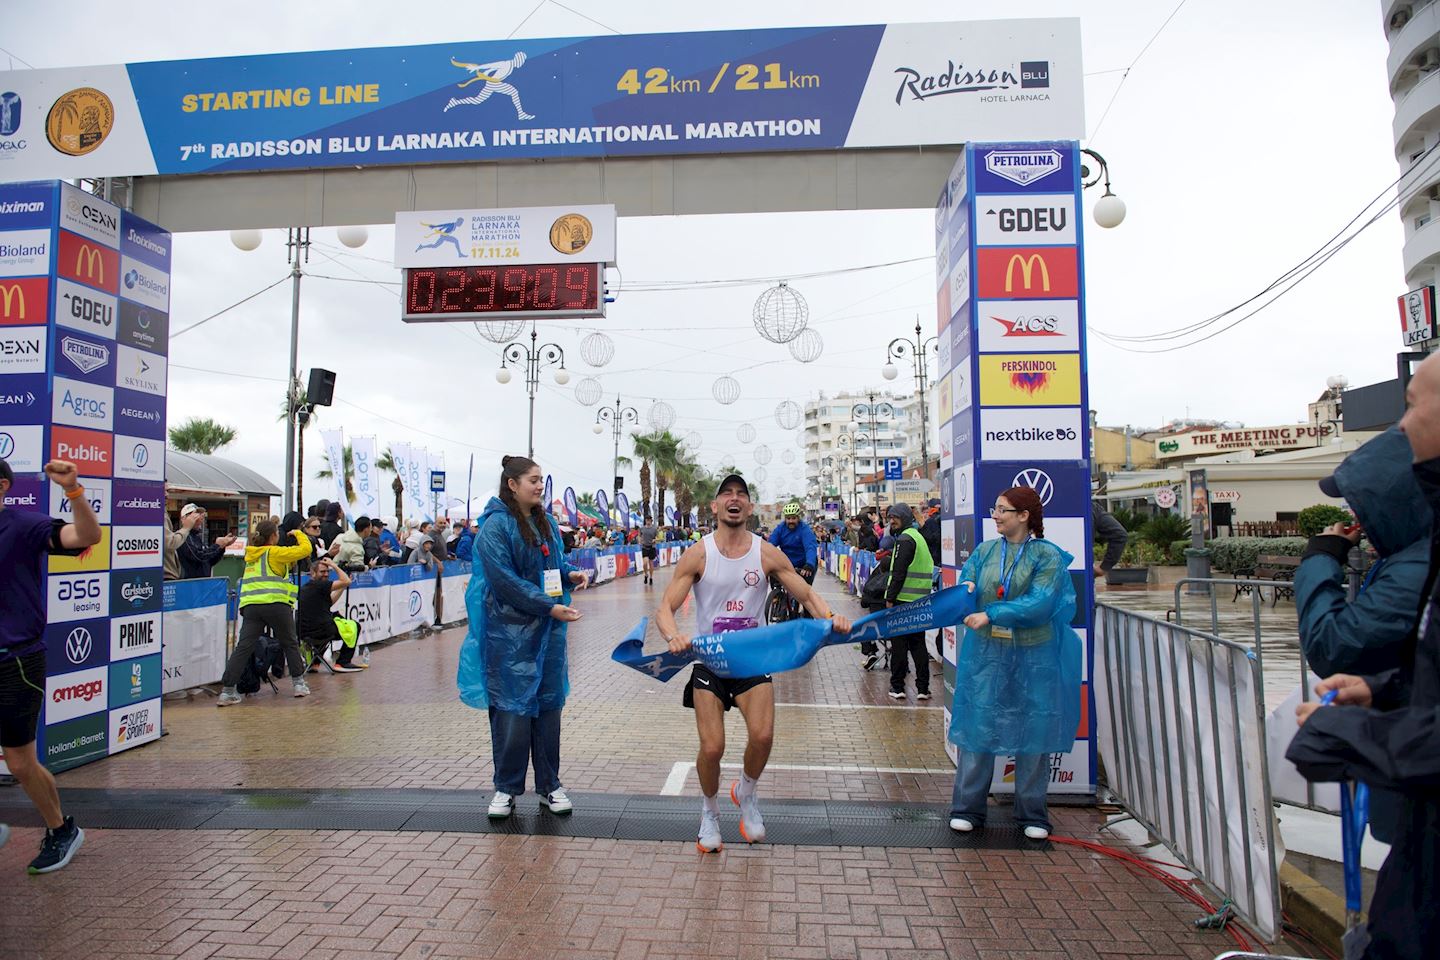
883, 502, 935, 701
216, 515, 315, 706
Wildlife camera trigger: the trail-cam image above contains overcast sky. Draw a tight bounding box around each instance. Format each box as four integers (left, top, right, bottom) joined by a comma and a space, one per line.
2, 1, 1405, 514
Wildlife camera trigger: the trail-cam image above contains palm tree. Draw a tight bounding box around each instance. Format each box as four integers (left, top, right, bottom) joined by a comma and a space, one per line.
316, 443, 356, 503
672, 459, 701, 529
375, 447, 405, 525
577, 492, 598, 510
630, 433, 664, 523
276, 389, 314, 509
168, 417, 236, 455
649, 432, 684, 525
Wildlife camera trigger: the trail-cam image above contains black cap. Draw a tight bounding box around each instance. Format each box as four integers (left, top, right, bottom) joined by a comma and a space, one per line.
1319, 473, 1342, 498
715, 473, 750, 497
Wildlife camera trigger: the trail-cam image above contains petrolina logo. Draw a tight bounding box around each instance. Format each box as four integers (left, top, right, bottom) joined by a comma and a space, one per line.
983, 149, 1064, 187
62, 335, 110, 374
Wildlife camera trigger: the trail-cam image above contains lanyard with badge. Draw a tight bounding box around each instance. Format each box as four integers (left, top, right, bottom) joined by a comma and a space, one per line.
538, 539, 564, 598
989, 537, 1030, 640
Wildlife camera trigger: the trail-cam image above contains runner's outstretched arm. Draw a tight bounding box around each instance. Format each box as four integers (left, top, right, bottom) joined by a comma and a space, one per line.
654, 543, 705, 654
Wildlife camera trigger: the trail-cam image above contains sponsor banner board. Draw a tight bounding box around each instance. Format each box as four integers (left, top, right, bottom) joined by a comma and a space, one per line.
54, 276, 118, 339
973, 143, 1076, 194
115, 343, 166, 395
51, 425, 113, 476
0, 21, 1083, 180
48, 572, 110, 623
56, 229, 119, 292
0, 227, 51, 277
977, 352, 1081, 407
58, 181, 121, 248
978, 406, 1085, 460
43, 712, 108, 772
1, 475, 43, 510
987, 739, 1092, 794
44, 664, 108, 724
55, 328, 114, 384
982, 515, 1086, 571
975, 193, 1076, 245
0, 323, 44, 373
108, 697, 161, 752
976, 298, 1080, 353
111, 524, 162, 569
114, 386, 165, 439
120, 212, 172, 271
118, 255, 170, 311
111, 479, 165, 525
0, 182, 57, 231
48, 525, 110, 574
0, 371, 45, 422
43, 618, 109, 674
395, 204, 617, 268
975, 246, 1078, 299
0, 276, 49, 325
110, 569, 163, 617
977, 460, 1091, 518
0, 422, 45, 471
108, 653, 162, 709
52, 374, 114, 431
117, 299, 167, 354
110, 611, 162, 660
113, 432, 164, 481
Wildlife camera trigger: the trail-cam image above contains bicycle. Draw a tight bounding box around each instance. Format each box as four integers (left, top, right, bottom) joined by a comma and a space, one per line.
764, 565, 815, 625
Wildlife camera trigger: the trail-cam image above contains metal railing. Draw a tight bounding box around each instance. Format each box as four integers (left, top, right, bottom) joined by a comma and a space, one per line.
1096, 601, 1281, 941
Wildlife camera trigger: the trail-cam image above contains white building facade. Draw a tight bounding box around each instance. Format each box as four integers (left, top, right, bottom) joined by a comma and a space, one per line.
803, 387, 938, 513
1385, 0, 1440, 312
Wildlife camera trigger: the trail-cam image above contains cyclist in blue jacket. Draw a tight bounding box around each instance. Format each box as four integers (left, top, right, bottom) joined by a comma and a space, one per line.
769, 502, 817, 584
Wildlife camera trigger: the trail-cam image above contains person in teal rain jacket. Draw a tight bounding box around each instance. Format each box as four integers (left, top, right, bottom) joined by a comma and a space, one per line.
457, 456, 590, 821
949, 485, 1082, 840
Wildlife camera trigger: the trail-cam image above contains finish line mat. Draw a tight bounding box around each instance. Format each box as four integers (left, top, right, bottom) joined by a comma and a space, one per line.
0, 788, 1051, 849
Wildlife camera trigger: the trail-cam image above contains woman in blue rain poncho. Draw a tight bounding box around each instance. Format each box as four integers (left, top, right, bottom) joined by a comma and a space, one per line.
949, 485, 1082, 840
456, 456, 590, 821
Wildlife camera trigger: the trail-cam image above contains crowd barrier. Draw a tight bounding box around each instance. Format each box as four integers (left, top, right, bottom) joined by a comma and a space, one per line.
162, 577, 230, 694
819, 542, 879, 594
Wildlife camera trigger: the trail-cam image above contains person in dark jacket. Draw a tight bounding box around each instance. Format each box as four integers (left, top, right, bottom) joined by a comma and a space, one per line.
1287, 353, 1440, 959
920, 498, 942, 561
883, 503, 933, 701
319, 501, 344, 549
854, 515, 879, 552
176, 504, 236, 579
1091, 502, 1129, 578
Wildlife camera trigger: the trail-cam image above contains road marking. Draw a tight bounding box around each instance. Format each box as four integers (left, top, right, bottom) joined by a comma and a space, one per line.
775, 702, 937, 711
660, 760, 955, 795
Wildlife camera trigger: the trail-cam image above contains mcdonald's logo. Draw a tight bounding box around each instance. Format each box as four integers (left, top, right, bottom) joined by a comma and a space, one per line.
57, 230, 119, 294
0, 277, 46, 327
976, 246, 1078, 300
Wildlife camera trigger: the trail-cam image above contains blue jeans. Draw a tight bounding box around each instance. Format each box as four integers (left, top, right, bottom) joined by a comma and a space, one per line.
488, 706, 562, 796
949, 751, 1051, 831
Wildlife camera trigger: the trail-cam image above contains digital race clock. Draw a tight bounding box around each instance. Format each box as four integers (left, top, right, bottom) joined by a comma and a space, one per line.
401, 262, 604, 322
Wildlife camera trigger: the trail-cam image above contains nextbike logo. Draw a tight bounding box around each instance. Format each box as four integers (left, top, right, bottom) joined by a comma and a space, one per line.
978, 407, 1084, 460
52, 375, 114, 431
978, 300, 1080, 353
118, 256, 169, 310
983, 149, 1065, 187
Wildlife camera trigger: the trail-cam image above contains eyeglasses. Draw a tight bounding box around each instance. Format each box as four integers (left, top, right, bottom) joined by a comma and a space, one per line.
990, 506, 1020, 515
305, 523, 321, 530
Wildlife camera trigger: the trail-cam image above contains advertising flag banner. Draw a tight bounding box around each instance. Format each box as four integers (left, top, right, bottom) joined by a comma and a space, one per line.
563, 487, 578, 526
596, 489, 610, 517
389, 442, 412, 521
543, 474, 554, 514
351, 435, 381, 518
319, 428, 348, 512
615, 492, 630, 528
407, 447, 430, 522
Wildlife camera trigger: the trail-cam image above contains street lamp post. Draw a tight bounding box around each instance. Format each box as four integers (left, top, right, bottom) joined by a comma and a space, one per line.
594, 395, 639, 525
497, 322, 570, 459
836, 432, 858, 515
881, 318, 938, 475
852, 394, 894, 508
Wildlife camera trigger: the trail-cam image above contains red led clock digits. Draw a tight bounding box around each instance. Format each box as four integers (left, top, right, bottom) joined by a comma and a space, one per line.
404, 263, 600, 319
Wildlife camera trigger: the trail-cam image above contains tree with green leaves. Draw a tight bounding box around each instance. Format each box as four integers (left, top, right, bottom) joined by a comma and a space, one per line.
375, 447, 405, 525
648, 431, 684, 525
630, 433, 664, 523
168, 417, 237, 455
316, 443, 356, 504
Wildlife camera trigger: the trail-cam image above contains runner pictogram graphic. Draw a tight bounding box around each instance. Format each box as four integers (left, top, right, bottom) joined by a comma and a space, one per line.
444, 52, 534, 120
414, 217, 466, 256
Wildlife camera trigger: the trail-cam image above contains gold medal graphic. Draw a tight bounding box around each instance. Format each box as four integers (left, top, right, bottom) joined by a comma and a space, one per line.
549, 213, 593, 255
46, 87, 115, 157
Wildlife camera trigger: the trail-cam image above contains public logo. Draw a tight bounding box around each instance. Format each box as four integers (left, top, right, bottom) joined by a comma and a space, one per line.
550, 213, 593, 255
983, 149, 1065, 187
893, 62, 1020, 105
0, 278, 45, 324
62, 335, 109, 373
443, 51, 535, 119
65, 627, 92, 665
45, 87, 115, 157
52, 425, 113, 477
1012, 468, 1055, 506
0, 91, 20, 136
976, 247, 1078, 300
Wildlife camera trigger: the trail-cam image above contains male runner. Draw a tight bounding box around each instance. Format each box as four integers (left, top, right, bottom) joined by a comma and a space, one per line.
638, 517, 659, 585
654, 474, 851, 852
0, 458, 101, 873
414, 217, 466, 257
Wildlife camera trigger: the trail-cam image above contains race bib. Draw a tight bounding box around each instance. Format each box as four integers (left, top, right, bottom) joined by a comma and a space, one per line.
712, 616, 758, 633
543, 568, 563, 597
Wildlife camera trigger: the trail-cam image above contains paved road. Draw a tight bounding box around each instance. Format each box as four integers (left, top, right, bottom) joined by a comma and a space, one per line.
0, 570, 1253, 959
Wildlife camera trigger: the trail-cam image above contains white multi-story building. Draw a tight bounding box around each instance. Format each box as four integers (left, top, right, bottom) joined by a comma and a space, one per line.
1385, 1, 1440, 315
802, 387, 938, 512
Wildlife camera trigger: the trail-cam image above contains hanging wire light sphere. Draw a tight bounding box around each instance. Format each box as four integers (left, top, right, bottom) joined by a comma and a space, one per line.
781, 449, 795, 465
579, 331, 615, 367
713, 375, 741, 405
787, 327, 823, 363
681, 430, 702, 452
754, 444, 772, 466
774, 400, 802, 430
753, 281, 809, 344
647, 401, 676, 432
476, 318, 527, 344
736, 423, 756, 444
754, 466, 768, 483
795, 431, 807, 448
573, 377, 603, 406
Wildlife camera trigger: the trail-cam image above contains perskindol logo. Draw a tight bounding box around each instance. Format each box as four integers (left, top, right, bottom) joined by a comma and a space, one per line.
63, 336, 110, 373
53, 679, 104, 703
984, 150, 1064, 187
1002, 357, 1057, 395
126, 228, 168, 259
893, 62, 1020, 104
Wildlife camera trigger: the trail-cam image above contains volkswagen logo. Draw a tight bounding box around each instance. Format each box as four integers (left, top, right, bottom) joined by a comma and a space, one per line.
65, 626, 92, 664
0, 432, 12, 458
1013, 467, 1055, 506
132, 443, 148, 467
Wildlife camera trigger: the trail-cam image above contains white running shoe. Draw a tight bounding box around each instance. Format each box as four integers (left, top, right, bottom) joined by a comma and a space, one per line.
487, 791, 514, 820
888, 690, 907, 700
540, 788, 572, 815
949, 817, 974, 833
731, 782, 766, 844
696, 809, 723, 853
1024, 826, 1050, 840
291, 678, 311, 698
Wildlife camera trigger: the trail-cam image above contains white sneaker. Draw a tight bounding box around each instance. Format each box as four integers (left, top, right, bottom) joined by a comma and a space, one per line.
696, 809, 723, 853
1024, 826, 1050, 840
888, 690, 907, 700
731, 782, 766, 844
540, 788, 572, 815
487, 791, 514, 820
291, 678, 311, 698
949, 817, 974, 833
916, 692, 932, 701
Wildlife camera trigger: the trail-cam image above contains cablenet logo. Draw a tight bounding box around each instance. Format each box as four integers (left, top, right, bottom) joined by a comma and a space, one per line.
984, 149, 1064, 187
65, 626, 92, 664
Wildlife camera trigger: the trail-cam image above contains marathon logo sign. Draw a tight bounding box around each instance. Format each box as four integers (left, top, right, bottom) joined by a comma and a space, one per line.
119, 255, 169, 311
44, 665, 107, 724
111, 524, 162, 570
111, 480, 164, 525
59, 183, 121, 248
978, 407, 1084, 460
0, 228, 50, 278
56, 331, 112, 384
0, 277, 48, 326
51, 375, 114, 431
57, 230, 119, 293
115, 387, 165, 440
0, 423, 45, 471
50, 476, 111, 525
0, 372, 44, 424
117, 343, 166, 396
55, 277, 117, 340
121, 212, 171, 270
109, 612, 161, 661
48, 573, 110, 624
118, 300, 168, 355
976, 195, 1076, 246
110, 570, 162, 616
108, 697, 161, 753
0, 325, 45, 374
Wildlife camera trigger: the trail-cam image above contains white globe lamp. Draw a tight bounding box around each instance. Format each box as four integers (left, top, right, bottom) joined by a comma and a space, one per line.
592, 423, 604, 435
336, 225, 369, 248
1093, 193, 1127, 229
881, 363, 899, 381
495, 368, 512, 384
553, 368, 571, 386
229, 229, 262, 252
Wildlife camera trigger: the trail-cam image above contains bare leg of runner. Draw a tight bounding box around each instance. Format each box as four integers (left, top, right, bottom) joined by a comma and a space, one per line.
693, 690, 726, 852
730, 685, 773, 843
1, 743, 62, 829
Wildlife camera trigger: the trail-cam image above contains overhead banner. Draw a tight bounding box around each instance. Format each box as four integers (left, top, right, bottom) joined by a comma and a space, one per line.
0, 20, 1083, 182
395, 204, 617, 267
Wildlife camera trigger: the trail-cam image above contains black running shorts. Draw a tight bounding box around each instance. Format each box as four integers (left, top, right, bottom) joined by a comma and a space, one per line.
682, 663, 771, 712
0, 651, 46, 748
642, 545, 658, 560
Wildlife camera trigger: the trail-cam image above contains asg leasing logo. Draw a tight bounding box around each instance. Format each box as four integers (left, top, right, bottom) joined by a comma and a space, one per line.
62, 335, 109, 373
444, 51, 535, 119
984, 150, 1065, 187
1012, 467, 1055, 506
65, 626, 93, 664
893, 60, 1049, 105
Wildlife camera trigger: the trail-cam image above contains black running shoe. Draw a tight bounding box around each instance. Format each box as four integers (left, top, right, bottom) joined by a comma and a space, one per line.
28, 817, 84, 874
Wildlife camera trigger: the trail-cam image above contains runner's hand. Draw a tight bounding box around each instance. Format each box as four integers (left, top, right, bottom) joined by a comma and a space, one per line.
666, 632, 691, 655
44, 460, 79, 489
1317, 674, 1372, 707
550, 604, 583, 622
830, 615, 852, 633
962, 581, 976, 593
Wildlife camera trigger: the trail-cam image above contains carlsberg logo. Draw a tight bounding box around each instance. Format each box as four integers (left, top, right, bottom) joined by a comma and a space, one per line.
121, 581, 154, 602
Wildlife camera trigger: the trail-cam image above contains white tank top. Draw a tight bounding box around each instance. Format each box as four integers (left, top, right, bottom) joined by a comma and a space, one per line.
693, 532, 768, 634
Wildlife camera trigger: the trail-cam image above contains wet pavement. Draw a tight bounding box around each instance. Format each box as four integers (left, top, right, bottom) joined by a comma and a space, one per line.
0, 571, 1306, 959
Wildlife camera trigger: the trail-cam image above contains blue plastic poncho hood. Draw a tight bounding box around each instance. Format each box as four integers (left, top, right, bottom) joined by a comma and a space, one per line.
456, 498, 574, 716
1327, 426, 1432, 557
949, 536, 1083, 756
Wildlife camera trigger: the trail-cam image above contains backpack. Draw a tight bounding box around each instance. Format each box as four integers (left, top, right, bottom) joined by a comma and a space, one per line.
859, 556, 892, 610
236, 626, 284, 695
